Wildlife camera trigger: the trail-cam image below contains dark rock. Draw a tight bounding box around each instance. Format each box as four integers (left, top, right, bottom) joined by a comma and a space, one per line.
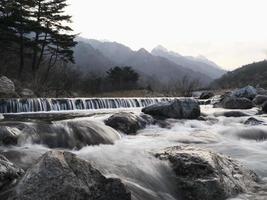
244, 117, 264, 126
232, 85, 257, 100
0, 126, 21, 145
256, 87, 267, 95
8, 151, 131, 200
199, 91, 214, 99
19, 89, 35, 98
142, 99, 200, 119
105, 112, 154, 135
155, 146, 258, 200
262, 101, 267, 113
0, 76, 17, 98
0, 154, 24, 198
222, 97, 253, 109
214, 111, 249, 117
253, 95, 267, 106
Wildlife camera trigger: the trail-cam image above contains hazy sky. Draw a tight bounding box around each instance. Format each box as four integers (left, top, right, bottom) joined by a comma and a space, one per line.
68, 0, 267, 70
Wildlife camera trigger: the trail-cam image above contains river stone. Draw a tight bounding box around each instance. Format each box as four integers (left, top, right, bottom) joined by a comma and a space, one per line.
0, 154, 24, 196
8, 151, 131, 200
222, 97, 253, 109
105, 112, 154, 135
142, 99, 200, 119
232, 86, 257, 100
244, 117, 264, 126
199, 91, 214, 99
0, 76, 16, 98
214, 111, 249, 117
155, 146, 258, 200
253, 95, 267, 106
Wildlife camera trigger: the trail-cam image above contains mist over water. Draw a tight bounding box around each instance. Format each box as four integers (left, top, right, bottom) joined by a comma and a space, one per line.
1, 105, 267, 199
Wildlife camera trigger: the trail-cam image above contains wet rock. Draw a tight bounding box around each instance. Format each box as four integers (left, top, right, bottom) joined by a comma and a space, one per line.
233, 128, 267, 141
155, 146, 259, 200
199, 91, 214, 99
232, 85, 257, 100
8, 151, 131, 200
105, 112, 154, 135
0, 76, 17, 98
262, 101, 267, 113
244, 117, 264, 126
214, 111, 249, 117
142, 99, 200, 119
253, 95, 267, 106
0, 119, 121, 149
222, 97, 253, 109
19, 88, 35, 98
0, 154, 24, 197
256, 87, 267, 95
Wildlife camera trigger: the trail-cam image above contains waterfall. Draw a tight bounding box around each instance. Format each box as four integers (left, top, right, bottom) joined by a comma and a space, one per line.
0, 97, 175, 113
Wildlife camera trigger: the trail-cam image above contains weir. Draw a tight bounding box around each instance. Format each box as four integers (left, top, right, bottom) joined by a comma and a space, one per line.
0, 97, 175, 113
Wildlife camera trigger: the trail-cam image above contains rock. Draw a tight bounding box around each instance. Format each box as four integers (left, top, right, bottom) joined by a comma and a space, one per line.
0, 154, 24, 196
199, 91, 214, 99
8, 151, 131, 200
232, 85, 257, 100
222, 97, 253, 109
244, 117, 264, 126
0, 126, 21, 145
262, 101, 267, 113
142, 99, 200, 119
253, 95, 267, 106
256, 87, 267, 95
105, 112, 154, 135
214, 111, 249, 117
0, 76, 16, 98
155, 146, 258, 200
19, 88, 35, 98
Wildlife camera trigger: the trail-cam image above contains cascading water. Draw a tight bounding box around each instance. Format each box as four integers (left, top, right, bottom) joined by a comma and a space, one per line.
0, 97, 174, 113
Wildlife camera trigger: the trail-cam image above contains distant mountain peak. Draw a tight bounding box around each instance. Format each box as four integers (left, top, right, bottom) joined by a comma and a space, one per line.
137, 48, 150, 55
153, 45, 169, 52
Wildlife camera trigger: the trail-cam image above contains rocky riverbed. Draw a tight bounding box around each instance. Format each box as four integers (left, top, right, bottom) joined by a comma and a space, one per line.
1, 87, 267, 200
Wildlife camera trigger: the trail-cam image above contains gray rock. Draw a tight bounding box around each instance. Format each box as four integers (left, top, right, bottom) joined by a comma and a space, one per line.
19, 89, 35, 98
262, 101, 267, 113
232, 86, 257, 100
142, 99, 200, 119
155, 146, 259, 200
256, 87, 267, 95
214, 111, 249, 117
244, 117, 264, 126
199, 91, 214, 99
8, 150, 131, 200
222, 97, 253, 109
105, 112, 154, 135
0, 154, 24, 197
0, 76, 16, 98
253, 95, 267, 106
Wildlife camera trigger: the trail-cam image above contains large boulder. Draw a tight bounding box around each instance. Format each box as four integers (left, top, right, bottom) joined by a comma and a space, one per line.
105, 112, 154, 135
142, 99, 200, 119
0, 154, 24, 197
222, 97, 253, 109
155, 146, 258, 200
19, 88, 35, 98
253, 95, 267, 106
199, 91, 214, 99
8, 151, 131, 200
231, 86, 257, 100
0, 76, 16, 98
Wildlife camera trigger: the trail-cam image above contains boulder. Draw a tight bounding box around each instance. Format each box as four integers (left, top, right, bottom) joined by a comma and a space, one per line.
0, 76, 16, 98
244, 117, 264, 126
253, 95, 267, 106
222, 97, 253, 109
0, 154, 24, 196
199, 91, 214, 99
105, 112, 154, 135
262, 101, 267, 113
9, 151, 131, 200
19, 88, 35, 98
256, 87, 267, 95
155, 146, 258, 200
231, 86, 257, 100
214, 111, 249, 117
142, 99, 200, 119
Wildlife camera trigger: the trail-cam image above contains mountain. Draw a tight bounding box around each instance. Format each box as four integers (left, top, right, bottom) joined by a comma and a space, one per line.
213, 60, 267, 88
151, 45, 225, 79
74, 37, 218, 86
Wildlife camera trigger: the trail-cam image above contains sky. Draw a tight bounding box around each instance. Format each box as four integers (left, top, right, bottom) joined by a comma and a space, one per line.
67, 0, 267, 70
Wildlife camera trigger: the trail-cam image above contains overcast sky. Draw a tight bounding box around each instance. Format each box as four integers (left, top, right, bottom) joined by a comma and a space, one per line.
68, 0, 267, 70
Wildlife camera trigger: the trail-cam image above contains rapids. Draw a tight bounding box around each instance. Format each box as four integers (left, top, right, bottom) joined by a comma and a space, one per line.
1, 104, 267, 199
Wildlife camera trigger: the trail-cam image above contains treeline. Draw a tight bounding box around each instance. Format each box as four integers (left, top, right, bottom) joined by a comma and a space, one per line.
0, 0, 76, 82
